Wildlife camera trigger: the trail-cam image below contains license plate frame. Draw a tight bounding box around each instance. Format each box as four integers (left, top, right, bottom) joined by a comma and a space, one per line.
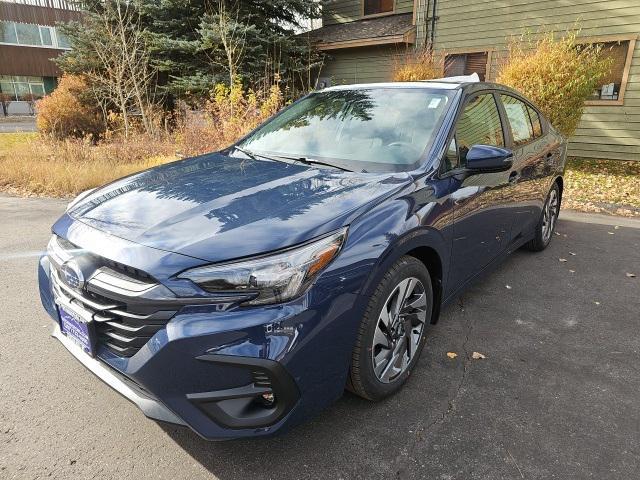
58, 305, 96, 357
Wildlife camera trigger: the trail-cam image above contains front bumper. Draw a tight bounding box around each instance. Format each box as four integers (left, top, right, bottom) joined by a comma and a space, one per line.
39, 251, 365, 440
51, 322, 185, 425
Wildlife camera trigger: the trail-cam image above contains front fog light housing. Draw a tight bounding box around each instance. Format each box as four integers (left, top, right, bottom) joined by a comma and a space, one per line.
178, 227, 348, 306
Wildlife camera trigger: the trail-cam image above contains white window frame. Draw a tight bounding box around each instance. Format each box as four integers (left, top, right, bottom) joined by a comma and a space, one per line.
0, 21, 71, 50
0, 76, 46, 102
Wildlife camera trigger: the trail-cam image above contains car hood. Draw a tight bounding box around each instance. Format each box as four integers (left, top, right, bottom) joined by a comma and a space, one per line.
66, 153, 410, 262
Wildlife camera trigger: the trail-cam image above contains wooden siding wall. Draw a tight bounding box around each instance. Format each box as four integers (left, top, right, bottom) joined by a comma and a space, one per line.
433, 0, 640, 160
323, 0, 415, 25
0, 0, 80, 25
320, 45, 403, 84
0, 44, 62, 76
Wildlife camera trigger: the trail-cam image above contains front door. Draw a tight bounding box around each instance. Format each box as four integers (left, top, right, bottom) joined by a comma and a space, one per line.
444, 92, 515, 293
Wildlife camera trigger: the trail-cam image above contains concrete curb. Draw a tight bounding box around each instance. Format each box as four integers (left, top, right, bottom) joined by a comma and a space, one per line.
560, 210, 640, 229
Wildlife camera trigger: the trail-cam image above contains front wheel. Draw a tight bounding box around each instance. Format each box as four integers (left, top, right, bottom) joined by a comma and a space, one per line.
348, 256, 433, 401
525, 182, 560, 252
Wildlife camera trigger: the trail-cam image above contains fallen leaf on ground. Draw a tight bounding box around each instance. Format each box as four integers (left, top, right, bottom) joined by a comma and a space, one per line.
627, 273, 636, 278
446, 352, 458, 359
472, 352, 486, 360
559, 258, 567, 262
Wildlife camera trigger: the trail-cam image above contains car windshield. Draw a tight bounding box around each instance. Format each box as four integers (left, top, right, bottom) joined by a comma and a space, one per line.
236, 87, 454, 173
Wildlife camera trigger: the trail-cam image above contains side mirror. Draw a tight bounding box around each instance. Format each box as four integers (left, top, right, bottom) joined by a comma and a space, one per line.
466, 145, 513, 172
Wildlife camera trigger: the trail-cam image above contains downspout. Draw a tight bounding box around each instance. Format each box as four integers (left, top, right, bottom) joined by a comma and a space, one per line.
424, 0, 431, 50
430, 0, 438, 51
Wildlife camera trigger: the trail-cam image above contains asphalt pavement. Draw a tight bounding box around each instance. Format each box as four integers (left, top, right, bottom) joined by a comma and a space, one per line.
0, 117, 37, 133
1, 195, 639, 480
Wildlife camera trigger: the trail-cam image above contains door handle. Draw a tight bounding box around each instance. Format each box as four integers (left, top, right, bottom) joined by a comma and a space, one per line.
508, 171, 519, 184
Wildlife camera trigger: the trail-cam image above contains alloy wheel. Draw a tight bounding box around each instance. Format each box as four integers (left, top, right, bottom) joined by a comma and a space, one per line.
371, 277, 427, 383
542, 188, 559, 243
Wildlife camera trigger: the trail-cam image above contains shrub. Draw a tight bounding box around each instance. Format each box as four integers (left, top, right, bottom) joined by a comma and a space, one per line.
497, 31, 612, 137
36, 74, 104, 140
178, 79, 284, 156
392, 49, 442, 82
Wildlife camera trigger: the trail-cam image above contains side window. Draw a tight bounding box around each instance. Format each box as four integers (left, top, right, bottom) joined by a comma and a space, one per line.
527, 105, 543, 138
456, 94, 504, 167
500, 95, 534, 146
444, 136, 459, 170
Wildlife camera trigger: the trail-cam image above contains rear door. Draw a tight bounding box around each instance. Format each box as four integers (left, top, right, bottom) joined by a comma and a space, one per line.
444, 92, 515, 291
498, 94, 556, 239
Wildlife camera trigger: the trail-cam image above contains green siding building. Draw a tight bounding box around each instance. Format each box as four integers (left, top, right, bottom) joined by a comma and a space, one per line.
309, 0, 639, 161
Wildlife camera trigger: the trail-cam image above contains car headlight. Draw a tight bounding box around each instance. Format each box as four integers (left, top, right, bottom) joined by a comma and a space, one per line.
67, 188, 97, 212
178, 228, 348, 306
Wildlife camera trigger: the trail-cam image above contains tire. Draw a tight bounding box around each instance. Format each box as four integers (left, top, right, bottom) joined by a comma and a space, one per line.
525, 182, 561, 252
348, 256, 433, 401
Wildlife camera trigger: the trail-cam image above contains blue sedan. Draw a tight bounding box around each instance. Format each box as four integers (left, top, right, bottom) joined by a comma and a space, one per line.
38, 78, 566, 440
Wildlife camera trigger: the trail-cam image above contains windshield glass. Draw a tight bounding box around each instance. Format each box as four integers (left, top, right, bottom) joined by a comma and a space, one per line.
237, 88, 454, 173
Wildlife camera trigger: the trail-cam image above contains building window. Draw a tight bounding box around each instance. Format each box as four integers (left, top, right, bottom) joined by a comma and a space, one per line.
0, 21, 70, 49
583, 39, 635, 104
0, 76, 47, 101
363, 0, 394, 17
40, 26, 53, 46
444, 52, 489, 81
1, 21, 18, 43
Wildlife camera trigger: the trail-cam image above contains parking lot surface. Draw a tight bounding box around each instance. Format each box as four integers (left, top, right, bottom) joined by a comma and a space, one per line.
1, 195, 639, 479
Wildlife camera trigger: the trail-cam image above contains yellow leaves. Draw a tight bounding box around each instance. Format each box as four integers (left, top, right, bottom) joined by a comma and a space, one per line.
446, 351, 487, 360
497, 30, 612, 136
564, 157, 640, 217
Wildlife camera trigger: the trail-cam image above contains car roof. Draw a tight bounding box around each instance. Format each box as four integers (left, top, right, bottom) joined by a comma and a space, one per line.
323, 81, 463, 91
321, 80, 528, 103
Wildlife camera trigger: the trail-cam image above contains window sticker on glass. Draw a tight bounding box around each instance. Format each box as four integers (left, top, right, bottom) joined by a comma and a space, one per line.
428, 98, 442, 109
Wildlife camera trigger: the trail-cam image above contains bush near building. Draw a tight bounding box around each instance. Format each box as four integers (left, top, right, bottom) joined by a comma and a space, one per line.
36, 75, 103, 140
497, 31, 612, 137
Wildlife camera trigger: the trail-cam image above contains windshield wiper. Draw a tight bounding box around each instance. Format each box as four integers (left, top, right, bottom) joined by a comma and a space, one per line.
232, 147, 353, 172
270, 154, 353, 172
232, 146, 287, 164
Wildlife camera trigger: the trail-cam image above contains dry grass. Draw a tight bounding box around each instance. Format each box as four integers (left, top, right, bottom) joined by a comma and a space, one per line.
0, 133, 178, 197
0, 80, 285, 197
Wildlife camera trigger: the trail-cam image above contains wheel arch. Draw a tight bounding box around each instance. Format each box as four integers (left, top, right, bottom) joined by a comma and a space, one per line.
359, 228, 448, 325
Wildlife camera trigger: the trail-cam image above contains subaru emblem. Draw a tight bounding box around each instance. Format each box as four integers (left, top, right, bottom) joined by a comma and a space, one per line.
60, 260, 85, 290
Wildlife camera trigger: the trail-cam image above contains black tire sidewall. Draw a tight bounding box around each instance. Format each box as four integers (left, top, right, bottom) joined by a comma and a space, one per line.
539, 183, 560, 247
526, 182, 560, 252
353, 256, 433, 400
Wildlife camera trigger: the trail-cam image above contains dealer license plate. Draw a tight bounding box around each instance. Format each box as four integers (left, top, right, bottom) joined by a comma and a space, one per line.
58, 305, 95, 357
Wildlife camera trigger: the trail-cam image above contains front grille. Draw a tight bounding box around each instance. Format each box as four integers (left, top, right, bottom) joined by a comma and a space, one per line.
51, 268, 178, 357
48, 236, 178, 358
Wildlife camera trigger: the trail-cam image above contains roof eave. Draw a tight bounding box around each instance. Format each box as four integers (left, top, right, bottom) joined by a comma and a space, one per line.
316, 28, 415, 51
